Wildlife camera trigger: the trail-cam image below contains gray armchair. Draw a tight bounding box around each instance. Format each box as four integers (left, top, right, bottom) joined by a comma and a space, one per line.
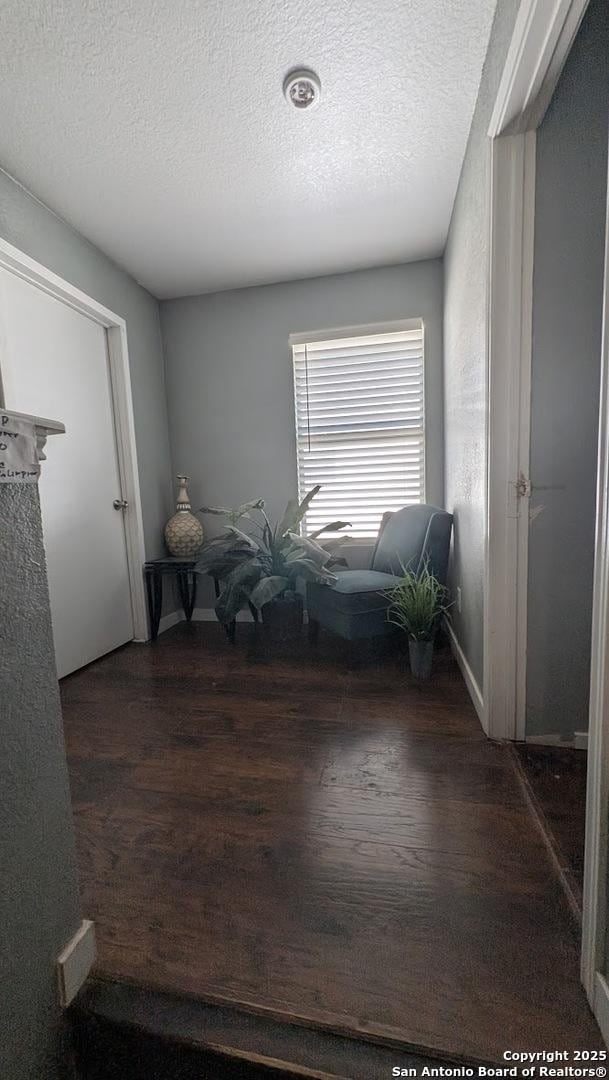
307, 504, 453, 642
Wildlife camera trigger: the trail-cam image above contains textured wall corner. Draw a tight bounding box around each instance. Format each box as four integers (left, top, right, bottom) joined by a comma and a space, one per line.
0, 485, 82, 1080
443, 0, 522, 692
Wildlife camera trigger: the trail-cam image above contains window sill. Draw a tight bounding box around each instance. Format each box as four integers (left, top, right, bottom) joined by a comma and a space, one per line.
340, 538, 375, 546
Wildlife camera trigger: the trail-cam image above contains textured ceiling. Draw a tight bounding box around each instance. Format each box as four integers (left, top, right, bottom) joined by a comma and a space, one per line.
0, 0, 496, 298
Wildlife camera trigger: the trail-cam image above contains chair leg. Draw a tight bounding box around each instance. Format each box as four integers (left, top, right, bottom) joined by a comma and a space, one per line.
308, 617, 320, 644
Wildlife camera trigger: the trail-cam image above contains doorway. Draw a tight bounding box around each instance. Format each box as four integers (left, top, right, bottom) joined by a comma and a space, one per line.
0, 240, 148, 675
514, 0, 609, 914
485, 0, 609, 1041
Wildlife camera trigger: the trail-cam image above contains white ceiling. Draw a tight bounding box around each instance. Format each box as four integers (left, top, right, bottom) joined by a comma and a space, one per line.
0, 0, 496, 299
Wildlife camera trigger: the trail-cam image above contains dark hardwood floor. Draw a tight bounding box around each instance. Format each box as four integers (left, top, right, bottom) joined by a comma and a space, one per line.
61, 622, 602, 1064
513, 742, 587, 916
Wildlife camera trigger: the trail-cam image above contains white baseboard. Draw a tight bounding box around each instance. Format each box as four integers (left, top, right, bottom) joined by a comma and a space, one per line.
525, 732, 566, 746
192, 607, 255, 622
157, 609, 185, 636
594, 973, 609, 1048
156, 607, 254, 637
445, 620, 485, 729
57, 919, 96, 1007
525, 731, 587, 750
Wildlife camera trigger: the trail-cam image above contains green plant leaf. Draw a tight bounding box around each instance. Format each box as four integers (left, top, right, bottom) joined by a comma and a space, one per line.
308, 521, 351, 538
196, 491, 350, 593
386, 563, 451, 641
215, 558, 262, 624
199, 498, 264, 519
285, 557, 337, 583
224, 524, 258, 547
276, 498, 300, 539
277, 485, 322, 537
249, 575, 289, 609
201, 550, 257, 580
195, 532, 254, 574
198, 531, 242, 550
294, 484, 322, 528
285, 533, 333, 567
262, 521, 273, 551
236, 498, 265, 513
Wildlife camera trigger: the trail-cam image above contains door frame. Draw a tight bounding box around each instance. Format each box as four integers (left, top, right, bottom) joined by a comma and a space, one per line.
485, 0, 590, 741
583, 193, 609, 1030
0, 236, 148, 642
485, 0, 609, 1034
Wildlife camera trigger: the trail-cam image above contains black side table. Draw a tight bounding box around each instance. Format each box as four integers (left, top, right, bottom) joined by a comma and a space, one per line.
144, 557, 259, 642
144, 557, 198, 641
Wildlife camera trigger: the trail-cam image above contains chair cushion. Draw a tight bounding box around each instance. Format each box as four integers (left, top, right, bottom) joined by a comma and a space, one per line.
372, 504, 447, 575
330, 570, 401, 594
306, 578, 398, 639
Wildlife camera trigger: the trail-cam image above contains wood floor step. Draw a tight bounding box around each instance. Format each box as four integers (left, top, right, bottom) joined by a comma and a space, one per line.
72, 977, 476, 1080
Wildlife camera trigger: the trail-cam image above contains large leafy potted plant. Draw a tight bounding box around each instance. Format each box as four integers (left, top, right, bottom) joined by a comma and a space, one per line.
387, 563, 451, 679
196, 487, 349, 641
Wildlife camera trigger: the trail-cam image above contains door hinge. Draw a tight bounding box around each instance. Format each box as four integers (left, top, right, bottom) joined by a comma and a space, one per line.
513, 472, 531, 498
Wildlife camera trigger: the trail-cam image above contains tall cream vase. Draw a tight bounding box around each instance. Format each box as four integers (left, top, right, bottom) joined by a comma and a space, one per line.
164, 475, 204, 557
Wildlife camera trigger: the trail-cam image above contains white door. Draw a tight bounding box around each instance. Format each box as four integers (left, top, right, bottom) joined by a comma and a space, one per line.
0, 268, 134, 677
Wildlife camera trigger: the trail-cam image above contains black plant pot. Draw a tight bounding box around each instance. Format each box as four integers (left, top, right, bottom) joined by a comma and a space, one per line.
261, 592, 304, 644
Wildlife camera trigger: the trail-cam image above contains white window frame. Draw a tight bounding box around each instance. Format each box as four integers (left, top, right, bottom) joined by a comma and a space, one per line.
289, 318, 426, 540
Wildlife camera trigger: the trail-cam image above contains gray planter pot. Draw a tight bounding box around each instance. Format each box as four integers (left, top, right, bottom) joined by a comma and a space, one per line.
408, 639, 434, 680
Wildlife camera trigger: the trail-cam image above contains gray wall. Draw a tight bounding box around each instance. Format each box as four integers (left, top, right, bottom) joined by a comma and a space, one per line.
526, 0, 609, 739
0, 485, 82, 1080
161, 261, 444, 603
0, 169, 172, 558
443, 0, 522, 690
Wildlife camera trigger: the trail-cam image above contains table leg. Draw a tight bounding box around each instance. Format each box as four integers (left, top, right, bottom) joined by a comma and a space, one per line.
178, 570, 197, 621
188, 571, 197, 620
145, 567, 163, 641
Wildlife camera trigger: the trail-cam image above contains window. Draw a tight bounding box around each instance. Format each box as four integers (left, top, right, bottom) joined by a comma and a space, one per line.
291, 320, 425, 540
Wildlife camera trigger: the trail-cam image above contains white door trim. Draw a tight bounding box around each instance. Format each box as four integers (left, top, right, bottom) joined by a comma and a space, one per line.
484, 129, 536, 740
489, 0, 589, 138
0, 236, 148, 642
485, 0, 591, 742
593, 974, 609, 1048
582, 178, 609, 1002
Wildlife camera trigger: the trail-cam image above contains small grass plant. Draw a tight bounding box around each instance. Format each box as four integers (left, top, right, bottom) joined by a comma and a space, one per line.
387, 561, 451, 642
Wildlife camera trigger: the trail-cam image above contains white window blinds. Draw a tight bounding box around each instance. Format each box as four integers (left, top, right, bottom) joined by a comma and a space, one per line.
291, 321, 425, 539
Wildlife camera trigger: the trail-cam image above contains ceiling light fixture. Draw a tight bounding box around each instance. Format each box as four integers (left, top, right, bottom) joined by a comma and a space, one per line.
283, 69, 321, 110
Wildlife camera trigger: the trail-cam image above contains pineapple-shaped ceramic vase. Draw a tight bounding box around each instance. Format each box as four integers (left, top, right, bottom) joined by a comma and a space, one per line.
164, 475, 204, 557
